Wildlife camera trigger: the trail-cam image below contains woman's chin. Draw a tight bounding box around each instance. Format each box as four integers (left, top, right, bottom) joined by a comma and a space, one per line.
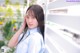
28, 26, 34, 29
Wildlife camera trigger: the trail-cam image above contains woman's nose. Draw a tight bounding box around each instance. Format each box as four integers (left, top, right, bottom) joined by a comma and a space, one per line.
28, 17, 32, 22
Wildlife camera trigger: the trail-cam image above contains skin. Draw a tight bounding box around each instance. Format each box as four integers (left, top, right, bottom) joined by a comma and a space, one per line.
26, 10, 38, 29
8, 10, 38, 48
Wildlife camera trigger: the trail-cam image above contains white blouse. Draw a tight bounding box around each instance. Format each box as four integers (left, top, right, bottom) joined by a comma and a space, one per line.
15, 27, 45, 53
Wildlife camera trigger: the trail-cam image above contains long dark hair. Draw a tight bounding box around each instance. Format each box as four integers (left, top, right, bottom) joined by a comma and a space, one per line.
27, 5, 44, 38
18, 5, 44, 43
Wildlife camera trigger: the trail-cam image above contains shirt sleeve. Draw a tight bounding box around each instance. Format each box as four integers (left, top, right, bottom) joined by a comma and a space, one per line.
27, 36, 41, 53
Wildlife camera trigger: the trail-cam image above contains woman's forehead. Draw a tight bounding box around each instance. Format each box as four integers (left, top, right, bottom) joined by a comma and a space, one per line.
27, 10, 34, 16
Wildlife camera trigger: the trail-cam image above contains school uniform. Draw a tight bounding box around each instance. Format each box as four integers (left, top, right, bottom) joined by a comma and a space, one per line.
15, 27, 45, 53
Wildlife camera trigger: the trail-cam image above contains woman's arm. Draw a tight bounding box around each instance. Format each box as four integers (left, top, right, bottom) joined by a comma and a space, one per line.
8, 26, 24, 48
8, 17, 26, 48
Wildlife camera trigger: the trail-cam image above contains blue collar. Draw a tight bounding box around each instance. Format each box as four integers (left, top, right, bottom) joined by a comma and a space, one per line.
27, 27, 40, 35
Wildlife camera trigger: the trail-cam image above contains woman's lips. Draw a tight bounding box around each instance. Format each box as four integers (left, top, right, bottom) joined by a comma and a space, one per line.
28, 24, 33, 26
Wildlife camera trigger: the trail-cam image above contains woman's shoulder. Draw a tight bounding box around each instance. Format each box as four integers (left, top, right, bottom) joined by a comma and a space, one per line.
30, 32, 43, 41
34, 32, 42, 37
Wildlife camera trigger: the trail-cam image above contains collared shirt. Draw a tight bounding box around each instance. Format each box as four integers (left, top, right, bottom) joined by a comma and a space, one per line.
15, 27, 45, 53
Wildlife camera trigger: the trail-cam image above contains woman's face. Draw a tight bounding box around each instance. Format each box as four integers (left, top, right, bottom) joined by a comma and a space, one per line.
25, 10, 38, 29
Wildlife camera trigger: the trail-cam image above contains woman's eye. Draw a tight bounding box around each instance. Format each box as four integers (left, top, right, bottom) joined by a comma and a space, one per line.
27, 16, 29, 19
32, 16, 35, 19
32, 15, 36, 19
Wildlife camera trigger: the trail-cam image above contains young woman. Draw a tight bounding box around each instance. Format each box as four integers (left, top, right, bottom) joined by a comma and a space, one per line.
8, 5, 45, 53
